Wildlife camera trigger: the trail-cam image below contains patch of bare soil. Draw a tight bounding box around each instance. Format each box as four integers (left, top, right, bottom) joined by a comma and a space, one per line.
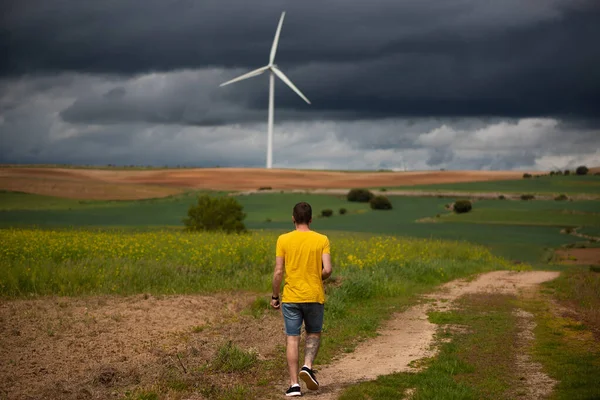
0, 293, 283, 400
301, 271, 560, 399
0, 271, 562, 400
0, 168, 182, 200
0, 167, 524, 200
554, 248, 600, 266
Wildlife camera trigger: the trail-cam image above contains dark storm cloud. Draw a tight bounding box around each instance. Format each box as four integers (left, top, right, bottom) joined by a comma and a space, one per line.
3, 0, 600, 120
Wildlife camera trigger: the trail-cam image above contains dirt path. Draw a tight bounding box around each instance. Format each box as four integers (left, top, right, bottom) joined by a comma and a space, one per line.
302, 270, 560, 399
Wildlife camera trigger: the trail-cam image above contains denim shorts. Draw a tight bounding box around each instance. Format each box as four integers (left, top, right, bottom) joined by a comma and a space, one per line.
282, 303, 324, 336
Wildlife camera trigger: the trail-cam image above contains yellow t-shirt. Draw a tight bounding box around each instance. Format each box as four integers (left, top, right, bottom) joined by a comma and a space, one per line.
276, 230, 330, 304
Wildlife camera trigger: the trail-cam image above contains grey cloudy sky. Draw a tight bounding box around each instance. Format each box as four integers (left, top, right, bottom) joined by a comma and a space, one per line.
1, 0, 599, 170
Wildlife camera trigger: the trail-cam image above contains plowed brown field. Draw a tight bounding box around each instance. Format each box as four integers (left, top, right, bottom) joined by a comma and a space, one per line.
0, 167, 525, 200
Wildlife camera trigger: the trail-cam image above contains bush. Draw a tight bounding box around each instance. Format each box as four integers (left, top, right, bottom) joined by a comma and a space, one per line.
258, 186, 272, 191
380, 188, 387, 192
339, 208, 347, 215
369, 195, 393, 210
498, 195, 506, 200
523, 173, 532, 179
520, 194, 535, 201
555, 194, 568, 201
347, 188, 374, 203
549, 171, 555, 176
555, 170, 563, 176
453, 200, 472, 214
564, 170, 571, 176
576, 166, 589, 176
183, 195, 246, 233
321, 209, 333, 217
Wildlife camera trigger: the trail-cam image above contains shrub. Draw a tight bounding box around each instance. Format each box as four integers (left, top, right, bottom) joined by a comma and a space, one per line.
564, 170, 571, 176
523, 173, 532, 179
453, 200, 472, 214
258, 186, 272, 191
369, 195, 393, 210
549, 171, 555, 176
347, 188, 374, 203
555, 170, 563, 176
183, 195, 246, 233
339, 208, 347, 215
321, 209, 333, 217
520, 194, 535, 201
555, 194, 568, 201
498, 195, 506, 200
576, 165, 589, 176
380, 188, 387, 192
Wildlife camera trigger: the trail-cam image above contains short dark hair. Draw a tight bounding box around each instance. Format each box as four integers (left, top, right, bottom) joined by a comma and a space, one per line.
293, 202, 312, 224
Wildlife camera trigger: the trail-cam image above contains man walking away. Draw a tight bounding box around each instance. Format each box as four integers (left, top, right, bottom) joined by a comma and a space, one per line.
271, 202, 333, 397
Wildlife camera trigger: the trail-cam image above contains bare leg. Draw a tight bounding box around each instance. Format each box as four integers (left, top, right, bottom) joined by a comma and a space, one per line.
303, 333, 321, 369
286, 335, 301, 385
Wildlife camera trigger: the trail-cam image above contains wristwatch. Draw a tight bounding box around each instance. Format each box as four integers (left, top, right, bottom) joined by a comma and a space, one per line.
272, 295, 279, 300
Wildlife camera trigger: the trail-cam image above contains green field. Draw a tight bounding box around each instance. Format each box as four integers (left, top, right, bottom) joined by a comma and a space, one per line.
0, 191, 591, 264
2, 182, 599, 399
442, 202, 600, 227
579, 226, 600, 237
381, 175, 600, 196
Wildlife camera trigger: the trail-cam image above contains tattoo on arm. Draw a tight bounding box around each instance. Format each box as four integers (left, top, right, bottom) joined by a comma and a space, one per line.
304, 336, 321, 364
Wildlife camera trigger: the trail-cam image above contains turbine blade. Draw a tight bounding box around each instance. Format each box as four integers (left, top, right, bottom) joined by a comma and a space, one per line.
219, 66, 269, 87
269, 12, 286, 65
272, 67, 311, 104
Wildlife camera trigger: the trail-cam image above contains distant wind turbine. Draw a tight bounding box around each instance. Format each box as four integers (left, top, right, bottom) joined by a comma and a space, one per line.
219, 11, 311, 169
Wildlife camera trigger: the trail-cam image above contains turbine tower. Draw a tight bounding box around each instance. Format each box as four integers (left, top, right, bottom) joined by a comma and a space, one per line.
220, 12, 311, 169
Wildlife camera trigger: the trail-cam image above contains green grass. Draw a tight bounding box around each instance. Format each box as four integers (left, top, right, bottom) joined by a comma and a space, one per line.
211, 342, 258, 373
523, 294, 600, 400
579, 227, 600, 237
0, 227, 512, 369
382, 175, 600, 196
340, 294, 521, 400
234, 193, 370, 222
0, 191, 585, 265
0, 190, 223, 226
442, 208, 600, 227
544, 266, 600, 336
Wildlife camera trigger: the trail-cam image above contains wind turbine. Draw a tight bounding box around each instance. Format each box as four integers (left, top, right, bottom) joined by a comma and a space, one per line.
219, 11, 311, 169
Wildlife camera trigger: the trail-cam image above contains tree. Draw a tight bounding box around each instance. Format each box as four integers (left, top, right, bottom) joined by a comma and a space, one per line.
347, 189, 375, 202
370, 195, 393, 210
321, 209, 333, 217
183, 195, 246, 233
576, 165, 589, 176
453, 200, 472, 213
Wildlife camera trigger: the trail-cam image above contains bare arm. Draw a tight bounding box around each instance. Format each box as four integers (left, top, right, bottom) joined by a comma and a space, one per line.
321, 253, 332, 280
271, 256, 284, 309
